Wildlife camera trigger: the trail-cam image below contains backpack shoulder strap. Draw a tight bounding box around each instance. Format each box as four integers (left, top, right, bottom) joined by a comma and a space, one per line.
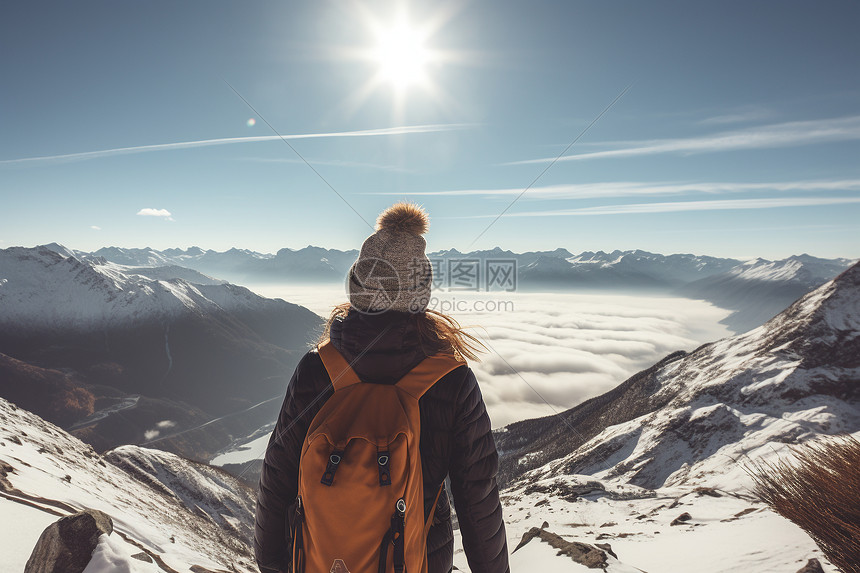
396, 353, 465, 400
317, 340, 362, 392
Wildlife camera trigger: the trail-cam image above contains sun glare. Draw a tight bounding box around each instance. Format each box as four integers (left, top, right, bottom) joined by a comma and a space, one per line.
340, 4, 463, 120
373, 20, 430, 90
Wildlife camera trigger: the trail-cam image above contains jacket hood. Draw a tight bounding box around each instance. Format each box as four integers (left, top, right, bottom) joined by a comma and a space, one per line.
328, 308, 439, 384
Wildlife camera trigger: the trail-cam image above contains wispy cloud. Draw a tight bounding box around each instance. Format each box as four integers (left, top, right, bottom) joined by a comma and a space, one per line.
238, 157, 410, 173
0, 124, 467, 167
454, 196, 860, 218
137, 208, 173, 221
367, 179, 860, 200
509, 115, 860, 165
697, 107, 775, 126
90, 225, 102, 231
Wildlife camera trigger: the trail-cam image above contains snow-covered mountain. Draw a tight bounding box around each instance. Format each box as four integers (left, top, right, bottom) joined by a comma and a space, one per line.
474, 262, 860, 572
74, 244, 741, 290
567, 249, 740, 285
498, 260, 860, 489
0, 245, 322, 459
727, 254, 851, 283
0, 396, 258, 572
89, 244, 358, 284
1, 247, 246, 333
679, 253, 855, 332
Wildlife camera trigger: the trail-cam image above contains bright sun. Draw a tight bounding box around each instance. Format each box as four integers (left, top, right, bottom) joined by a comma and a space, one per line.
343, 5, 461, 117
372, 19, 430, 91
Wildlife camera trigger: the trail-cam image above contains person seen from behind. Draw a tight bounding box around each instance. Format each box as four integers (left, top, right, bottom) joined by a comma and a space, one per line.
254, 202, 509, 573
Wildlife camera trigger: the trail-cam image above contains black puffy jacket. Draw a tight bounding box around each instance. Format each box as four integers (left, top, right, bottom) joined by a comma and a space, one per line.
254, 310, 509, 573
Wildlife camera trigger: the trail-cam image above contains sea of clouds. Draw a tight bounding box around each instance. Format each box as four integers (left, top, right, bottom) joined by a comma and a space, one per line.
249, 283, 733, 428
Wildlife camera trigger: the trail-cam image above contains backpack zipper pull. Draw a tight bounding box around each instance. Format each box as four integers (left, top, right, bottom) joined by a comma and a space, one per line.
392, 498, 406, 573
293, 496, 305, 573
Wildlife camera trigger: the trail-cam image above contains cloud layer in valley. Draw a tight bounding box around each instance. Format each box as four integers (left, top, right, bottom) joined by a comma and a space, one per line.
448, 291, 732, 427
250, 284, 732, 428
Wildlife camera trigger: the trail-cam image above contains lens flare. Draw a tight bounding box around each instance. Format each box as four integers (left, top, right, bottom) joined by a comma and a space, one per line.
246, 118, 256, 127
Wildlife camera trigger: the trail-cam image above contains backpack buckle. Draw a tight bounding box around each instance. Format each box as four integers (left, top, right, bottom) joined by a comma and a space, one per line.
377, 450, 391, 486
321, 449, 345, 486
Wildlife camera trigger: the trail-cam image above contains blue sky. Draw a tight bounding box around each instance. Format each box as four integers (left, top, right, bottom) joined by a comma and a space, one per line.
1, 0, 859, 259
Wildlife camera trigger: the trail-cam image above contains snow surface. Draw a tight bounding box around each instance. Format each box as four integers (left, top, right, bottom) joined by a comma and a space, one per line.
477, 480, 837, 573
0, 496, 58, 572
0, 397, 257, 572
82, 533, 161, 573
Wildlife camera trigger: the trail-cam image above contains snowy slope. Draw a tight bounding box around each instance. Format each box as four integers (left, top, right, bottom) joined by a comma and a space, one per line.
462, 475, 838, 573
0, 396, 257, 573
590, 264, 858, 489
0, 246, 301, 333
0, 245, 321, 459
503, 262, 860, 490
119, 264, 225, 286
475, 263, 860, 572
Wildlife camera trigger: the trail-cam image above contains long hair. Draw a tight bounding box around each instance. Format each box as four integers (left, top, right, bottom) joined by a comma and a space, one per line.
317, 302, 486, 362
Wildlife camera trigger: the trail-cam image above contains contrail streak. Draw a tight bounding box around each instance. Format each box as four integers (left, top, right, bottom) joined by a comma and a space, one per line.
0, 124, 469, 167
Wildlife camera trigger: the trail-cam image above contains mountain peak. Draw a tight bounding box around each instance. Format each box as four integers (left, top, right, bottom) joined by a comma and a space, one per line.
795, 259, 860, 335
497, 260, 860, 493
40, 243, 77, 259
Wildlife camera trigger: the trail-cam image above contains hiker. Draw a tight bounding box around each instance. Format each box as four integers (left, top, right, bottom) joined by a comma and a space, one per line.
254, 202, 509, 573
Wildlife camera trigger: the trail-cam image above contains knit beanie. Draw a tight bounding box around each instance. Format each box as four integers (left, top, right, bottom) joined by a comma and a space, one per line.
347, 202, 433, 314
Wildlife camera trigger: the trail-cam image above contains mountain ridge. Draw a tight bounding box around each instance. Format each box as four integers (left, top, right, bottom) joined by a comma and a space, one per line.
32, 243, 856, 334
497, 260, 860, 491
0, 246, 322, 460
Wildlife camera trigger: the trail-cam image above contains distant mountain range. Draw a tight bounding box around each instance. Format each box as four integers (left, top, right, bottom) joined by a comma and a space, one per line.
678, 254, 855, 331
50, 243, 855, 332
85, 244, 360, 284
0, 245, 322, 460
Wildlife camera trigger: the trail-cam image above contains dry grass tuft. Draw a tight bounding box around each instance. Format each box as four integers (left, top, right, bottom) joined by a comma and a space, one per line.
747, 435, 860, 573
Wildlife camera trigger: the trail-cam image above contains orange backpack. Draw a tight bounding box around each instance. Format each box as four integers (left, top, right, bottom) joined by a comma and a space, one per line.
292, 340, 463, 573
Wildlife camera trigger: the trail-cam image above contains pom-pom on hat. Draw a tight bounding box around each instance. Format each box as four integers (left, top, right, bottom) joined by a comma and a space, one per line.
348, 202, 433, 314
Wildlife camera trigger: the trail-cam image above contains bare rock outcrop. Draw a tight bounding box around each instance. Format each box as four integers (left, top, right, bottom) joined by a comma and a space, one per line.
513, 526, 609, 569
24, 509, 113, 573
795, 558, 825, 573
